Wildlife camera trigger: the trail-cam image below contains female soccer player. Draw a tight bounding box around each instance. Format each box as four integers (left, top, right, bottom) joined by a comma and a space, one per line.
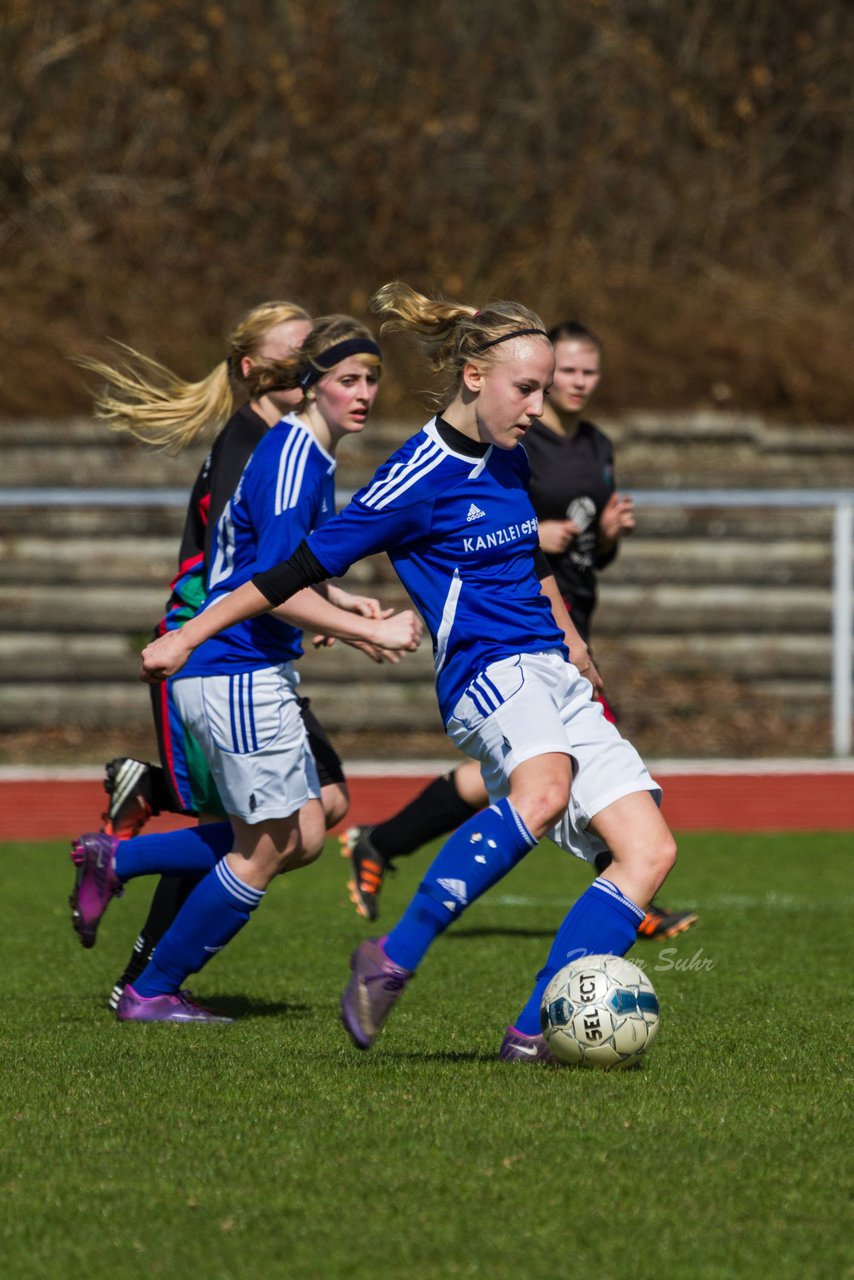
138, 283, 677, 1059
69, 316, 422, 1023
81, 301, 368, 1009
342, 320, 696, 940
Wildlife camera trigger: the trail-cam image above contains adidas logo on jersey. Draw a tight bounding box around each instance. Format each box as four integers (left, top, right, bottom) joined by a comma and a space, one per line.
466, 503, 486, 523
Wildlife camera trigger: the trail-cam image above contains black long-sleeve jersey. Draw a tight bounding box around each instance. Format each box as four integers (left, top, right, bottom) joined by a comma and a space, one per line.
166, 403, 268, 614
523, 417, 618, 643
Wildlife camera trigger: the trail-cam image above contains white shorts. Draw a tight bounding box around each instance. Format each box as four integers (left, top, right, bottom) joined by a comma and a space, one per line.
172, 664, 320, 825
445, 650, 662, 866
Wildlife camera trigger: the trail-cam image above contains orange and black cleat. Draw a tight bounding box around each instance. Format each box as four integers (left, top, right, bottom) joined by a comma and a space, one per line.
637, 902, 699, 940
340, 826, 390, 922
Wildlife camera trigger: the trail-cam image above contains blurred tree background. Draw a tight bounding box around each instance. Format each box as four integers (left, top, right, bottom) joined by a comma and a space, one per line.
1, 0, 852, 422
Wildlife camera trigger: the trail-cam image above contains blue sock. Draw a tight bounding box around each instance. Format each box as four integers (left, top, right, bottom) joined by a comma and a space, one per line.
384, 798, 537, 971
514, 876, 646, 1035
133, 858, 265, 996
114, 823, 233, 881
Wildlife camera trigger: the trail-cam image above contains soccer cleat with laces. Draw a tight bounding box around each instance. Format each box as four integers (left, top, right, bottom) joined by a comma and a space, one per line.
116, 984, 233, 1024
69, 832, 124, 948
102, 757, 155, 840
637, 902, 699, 940
499, 1026, 560, 1064
340, 937, 413, 1049
340, 825, 390, 921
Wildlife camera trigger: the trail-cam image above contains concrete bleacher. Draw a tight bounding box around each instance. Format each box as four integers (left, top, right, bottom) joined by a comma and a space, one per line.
2, 413, 852, 753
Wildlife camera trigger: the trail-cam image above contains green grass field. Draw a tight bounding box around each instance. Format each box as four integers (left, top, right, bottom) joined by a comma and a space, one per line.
2, 832, 851, 1280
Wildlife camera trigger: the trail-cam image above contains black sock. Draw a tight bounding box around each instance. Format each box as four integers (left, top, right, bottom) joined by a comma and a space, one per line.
147, 765, 176, 815
115, 874, 199, 986
370, 772, 482, 862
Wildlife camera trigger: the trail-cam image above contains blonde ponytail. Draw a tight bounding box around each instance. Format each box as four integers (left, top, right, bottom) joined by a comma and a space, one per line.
78, 300, 310, 454
77, 347, 234, 454
370, 281, 548, 403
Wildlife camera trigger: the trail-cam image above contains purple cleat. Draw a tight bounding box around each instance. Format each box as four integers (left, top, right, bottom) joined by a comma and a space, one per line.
340, 937, 413, 1049
69, 832, 124, 948
116, 984, 233, 1024
499, 1026, 560, 1064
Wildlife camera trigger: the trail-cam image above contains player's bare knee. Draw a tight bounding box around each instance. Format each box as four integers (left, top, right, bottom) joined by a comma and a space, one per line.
515, 780, 570, 838
643, 833, 677, 888
280, 827, 325, 873
662, 833, 678, 874
264, 825, 303, 873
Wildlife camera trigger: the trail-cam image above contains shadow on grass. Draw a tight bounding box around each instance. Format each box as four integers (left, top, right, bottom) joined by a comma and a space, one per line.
366, 1049, 495, 1064
196, 995, 312, 1020
446, 925, 553, 940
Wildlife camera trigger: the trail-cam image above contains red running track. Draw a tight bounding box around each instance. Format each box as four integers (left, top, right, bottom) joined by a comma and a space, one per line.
1, 769, 853, 841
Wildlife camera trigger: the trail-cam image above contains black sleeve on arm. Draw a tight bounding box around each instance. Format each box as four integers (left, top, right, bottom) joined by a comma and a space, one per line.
252, 541, 332, 607
595, 543, 619, 571
533, 549, 552, 581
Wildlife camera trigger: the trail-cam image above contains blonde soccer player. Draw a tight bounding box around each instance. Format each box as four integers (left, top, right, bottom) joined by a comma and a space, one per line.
138, 283, 676, 1059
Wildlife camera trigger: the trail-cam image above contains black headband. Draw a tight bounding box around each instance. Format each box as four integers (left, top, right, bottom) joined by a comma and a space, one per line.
474, 327, 548, 353
299, 338, 381, 390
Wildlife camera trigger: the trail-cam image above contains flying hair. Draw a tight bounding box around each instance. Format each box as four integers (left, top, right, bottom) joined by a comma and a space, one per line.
76, 300, 311, 454
369, 281, 550, 404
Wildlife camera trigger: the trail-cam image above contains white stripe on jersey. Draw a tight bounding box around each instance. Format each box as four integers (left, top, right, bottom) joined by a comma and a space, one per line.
274, 430, 302, 514
276, 429, 312, 513
361, 435, 438, 507
362, 438, 445, 510
284, 431, 312, 510
208, 500, 236, 588
434, 568, 463, 675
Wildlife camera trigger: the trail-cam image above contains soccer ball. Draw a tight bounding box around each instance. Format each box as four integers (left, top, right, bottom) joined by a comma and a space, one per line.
540, 955, 660, 1069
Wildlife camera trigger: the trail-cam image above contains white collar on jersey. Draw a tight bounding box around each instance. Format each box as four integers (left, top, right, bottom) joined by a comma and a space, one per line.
423, 417, 493, 477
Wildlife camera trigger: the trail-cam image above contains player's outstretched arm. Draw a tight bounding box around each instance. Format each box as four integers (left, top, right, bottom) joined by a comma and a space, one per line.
271, 588, 422, 655
140, 579, 422, 682
141, 537, 333, 680
308, 584, 416, 664
140, 580, 274, 681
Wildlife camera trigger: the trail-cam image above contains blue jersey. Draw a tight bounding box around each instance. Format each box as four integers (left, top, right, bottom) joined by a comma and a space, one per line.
305, 418, 567, 724
179, 414, 336, 678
